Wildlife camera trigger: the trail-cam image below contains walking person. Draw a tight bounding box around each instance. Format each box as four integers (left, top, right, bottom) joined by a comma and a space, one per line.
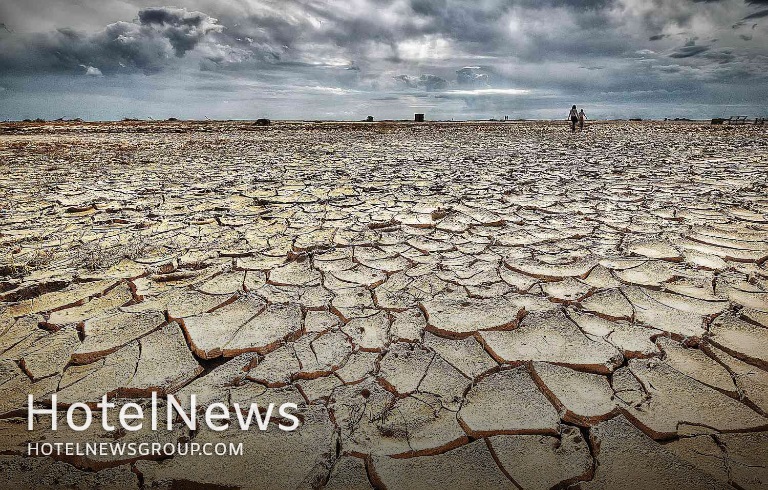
579, 108, 587, 130
568, 105, 578, 133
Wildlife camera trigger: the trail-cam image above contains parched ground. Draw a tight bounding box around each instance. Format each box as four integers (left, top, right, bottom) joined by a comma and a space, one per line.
1, 121, 767, 489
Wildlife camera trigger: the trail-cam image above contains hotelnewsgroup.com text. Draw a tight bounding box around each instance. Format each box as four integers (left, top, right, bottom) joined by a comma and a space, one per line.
28, 441, 244, 458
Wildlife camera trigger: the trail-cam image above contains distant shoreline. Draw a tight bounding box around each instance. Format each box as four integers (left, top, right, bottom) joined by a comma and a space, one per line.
0, 118, 726, 126
3, 118, 762, 138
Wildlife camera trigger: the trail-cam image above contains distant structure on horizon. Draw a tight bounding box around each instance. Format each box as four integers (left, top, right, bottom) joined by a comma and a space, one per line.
415, 113, 425, 122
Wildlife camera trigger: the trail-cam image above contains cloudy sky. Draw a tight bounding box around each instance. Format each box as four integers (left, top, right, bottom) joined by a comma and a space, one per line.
1, 0, 767, 120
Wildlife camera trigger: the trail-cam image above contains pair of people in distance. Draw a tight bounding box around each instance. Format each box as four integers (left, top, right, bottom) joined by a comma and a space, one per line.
568, 105, 587, 132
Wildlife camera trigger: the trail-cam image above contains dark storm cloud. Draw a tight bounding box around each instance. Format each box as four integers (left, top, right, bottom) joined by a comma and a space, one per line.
0, 0, 767, 120
670, 45, 710, 58
203, 0, 621, 65
401, 0, 619, 57
137, 7, 220, 56
732, 6, 768, 27
0, 1, 729, 76
0, 7, 222, 74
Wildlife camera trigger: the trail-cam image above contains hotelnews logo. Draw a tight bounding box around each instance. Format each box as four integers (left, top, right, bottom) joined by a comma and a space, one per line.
26, 394, 300, 457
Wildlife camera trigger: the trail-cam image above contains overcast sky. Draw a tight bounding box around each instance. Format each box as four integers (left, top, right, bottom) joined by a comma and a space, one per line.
1, 0, 767, 120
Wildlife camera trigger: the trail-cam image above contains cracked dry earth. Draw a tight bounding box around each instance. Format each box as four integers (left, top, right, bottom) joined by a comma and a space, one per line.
1, 120, 767, 490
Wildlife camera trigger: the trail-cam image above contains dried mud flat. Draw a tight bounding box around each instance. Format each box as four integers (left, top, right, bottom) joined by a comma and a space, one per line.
1, 120, 767, 489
